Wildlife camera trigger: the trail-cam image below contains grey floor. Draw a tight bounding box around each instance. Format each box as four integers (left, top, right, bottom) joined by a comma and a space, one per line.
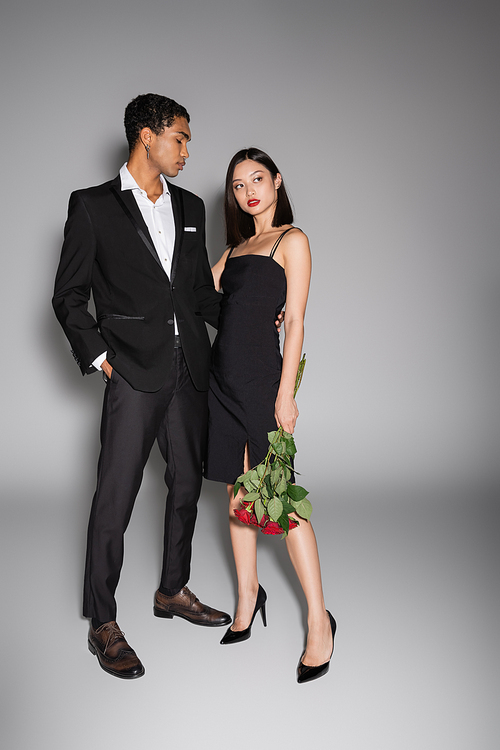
2, 475, 498, 750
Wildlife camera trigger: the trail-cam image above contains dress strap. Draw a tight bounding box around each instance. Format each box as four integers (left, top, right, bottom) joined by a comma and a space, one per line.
270, 227, 296, 258
227, 246, 235, 259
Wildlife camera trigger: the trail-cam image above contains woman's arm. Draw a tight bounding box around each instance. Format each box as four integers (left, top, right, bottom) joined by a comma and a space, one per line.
275, 229, 312, 434
211, 248, 231, 291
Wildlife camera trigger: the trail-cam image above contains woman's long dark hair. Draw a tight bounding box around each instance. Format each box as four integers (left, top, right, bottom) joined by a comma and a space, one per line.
224, 147, 294, 247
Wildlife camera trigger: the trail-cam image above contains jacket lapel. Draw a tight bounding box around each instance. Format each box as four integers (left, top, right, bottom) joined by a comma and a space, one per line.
109, 182, 166, 274
169, 182, 185, 283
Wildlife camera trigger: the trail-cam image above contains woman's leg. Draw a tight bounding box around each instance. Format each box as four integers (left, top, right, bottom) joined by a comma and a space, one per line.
285, 518, 333, 666
227, 444, 261, 631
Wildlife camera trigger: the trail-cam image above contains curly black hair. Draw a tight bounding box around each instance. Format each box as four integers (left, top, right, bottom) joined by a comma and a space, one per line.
124, 93, 190, 152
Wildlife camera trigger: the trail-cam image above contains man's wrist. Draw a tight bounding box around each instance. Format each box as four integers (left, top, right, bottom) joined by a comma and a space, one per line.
92, 351, 107, 371
101, 359, 113, 378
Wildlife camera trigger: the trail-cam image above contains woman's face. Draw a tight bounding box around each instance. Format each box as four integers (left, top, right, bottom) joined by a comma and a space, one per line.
232, 159, 281, 217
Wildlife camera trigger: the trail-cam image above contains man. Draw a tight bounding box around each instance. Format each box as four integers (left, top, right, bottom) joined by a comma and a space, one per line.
53, 94, 231, 679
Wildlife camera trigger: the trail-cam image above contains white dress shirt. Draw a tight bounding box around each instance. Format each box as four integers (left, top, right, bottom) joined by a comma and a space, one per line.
92, 164, 177, 370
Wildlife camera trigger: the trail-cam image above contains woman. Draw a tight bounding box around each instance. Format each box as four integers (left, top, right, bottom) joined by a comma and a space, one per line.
205, 148, 335, 683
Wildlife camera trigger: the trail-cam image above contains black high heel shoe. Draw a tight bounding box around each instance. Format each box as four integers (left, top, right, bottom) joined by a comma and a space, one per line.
220, 585, 267, 645
297, 610, 336, 684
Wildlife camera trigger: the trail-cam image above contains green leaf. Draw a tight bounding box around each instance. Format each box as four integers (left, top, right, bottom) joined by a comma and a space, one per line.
269, 431, 286, 447
287, 484, 309, 502
267, 496, 283, 522
276, 476, 288, 496
291, 497, 313, 520
267, 430, 280, 444
233, 481, 241, 498
257, 464, 266, 478
278, 512, 290, 535
243, 491, 260, 506
281, 499, 296, 515
293, 354, 306, 397
243, 478, 258, 491
284, 435, 297, 457
276, 454, 295, 471
255, 496, 265, 523
273, 441, 285, 455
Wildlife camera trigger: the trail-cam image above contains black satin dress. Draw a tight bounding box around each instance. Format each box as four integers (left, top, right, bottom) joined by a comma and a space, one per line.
205, 229, 293, 484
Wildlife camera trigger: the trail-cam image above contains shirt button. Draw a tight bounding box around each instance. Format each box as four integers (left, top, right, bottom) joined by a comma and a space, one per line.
167, 319, 174, 325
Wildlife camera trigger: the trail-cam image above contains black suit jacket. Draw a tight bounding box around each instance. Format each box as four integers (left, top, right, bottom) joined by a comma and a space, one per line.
53, 175, 221, 392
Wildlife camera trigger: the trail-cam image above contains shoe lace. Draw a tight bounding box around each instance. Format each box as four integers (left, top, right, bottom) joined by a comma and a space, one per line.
99, 622, 126, 655
183, 586, 199, 606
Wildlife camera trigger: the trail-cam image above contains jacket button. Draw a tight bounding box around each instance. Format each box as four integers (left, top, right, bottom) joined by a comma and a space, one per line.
167, 319, 174, 325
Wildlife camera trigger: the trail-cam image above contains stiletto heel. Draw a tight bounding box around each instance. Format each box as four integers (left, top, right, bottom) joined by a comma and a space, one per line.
297, 611, 336, 684
260, 601, 267, 628
220, 584, 267, 645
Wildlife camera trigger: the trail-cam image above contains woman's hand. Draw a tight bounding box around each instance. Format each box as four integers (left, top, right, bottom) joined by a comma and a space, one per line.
275, 393, 299, 434
275, 309, 285, 332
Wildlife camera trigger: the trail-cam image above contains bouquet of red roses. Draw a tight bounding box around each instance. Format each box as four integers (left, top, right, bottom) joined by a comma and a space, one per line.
233, 355, 312, 537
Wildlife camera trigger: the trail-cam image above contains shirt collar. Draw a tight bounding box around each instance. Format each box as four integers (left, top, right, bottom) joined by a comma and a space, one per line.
119, 163, 170, 197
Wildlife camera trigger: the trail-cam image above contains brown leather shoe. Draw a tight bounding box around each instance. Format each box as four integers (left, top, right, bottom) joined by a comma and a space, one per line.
154, 587, 231, 627
88, 621, 145, 679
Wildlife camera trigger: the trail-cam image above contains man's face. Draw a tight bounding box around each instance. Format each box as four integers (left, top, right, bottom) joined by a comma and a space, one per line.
148, 116, 191, 177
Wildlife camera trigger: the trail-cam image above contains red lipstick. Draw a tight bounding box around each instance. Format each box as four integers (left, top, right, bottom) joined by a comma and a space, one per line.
247, 200, 260, 207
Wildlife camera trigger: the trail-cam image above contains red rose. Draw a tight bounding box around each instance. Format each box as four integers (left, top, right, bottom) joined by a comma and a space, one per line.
261, 521, 283, 535
236, 501, 299, 536
234, 507, 253, 525
261, 516, 299, 535
235, 501, 262, 527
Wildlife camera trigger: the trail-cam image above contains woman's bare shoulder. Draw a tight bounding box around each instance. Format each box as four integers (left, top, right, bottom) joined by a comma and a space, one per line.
281, 226, 310, 252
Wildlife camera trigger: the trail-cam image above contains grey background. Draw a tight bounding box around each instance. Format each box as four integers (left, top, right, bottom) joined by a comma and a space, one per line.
1, 1, 499, 748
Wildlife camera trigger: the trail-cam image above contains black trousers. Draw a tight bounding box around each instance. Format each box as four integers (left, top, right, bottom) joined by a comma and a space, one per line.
83, 348, 208, 622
